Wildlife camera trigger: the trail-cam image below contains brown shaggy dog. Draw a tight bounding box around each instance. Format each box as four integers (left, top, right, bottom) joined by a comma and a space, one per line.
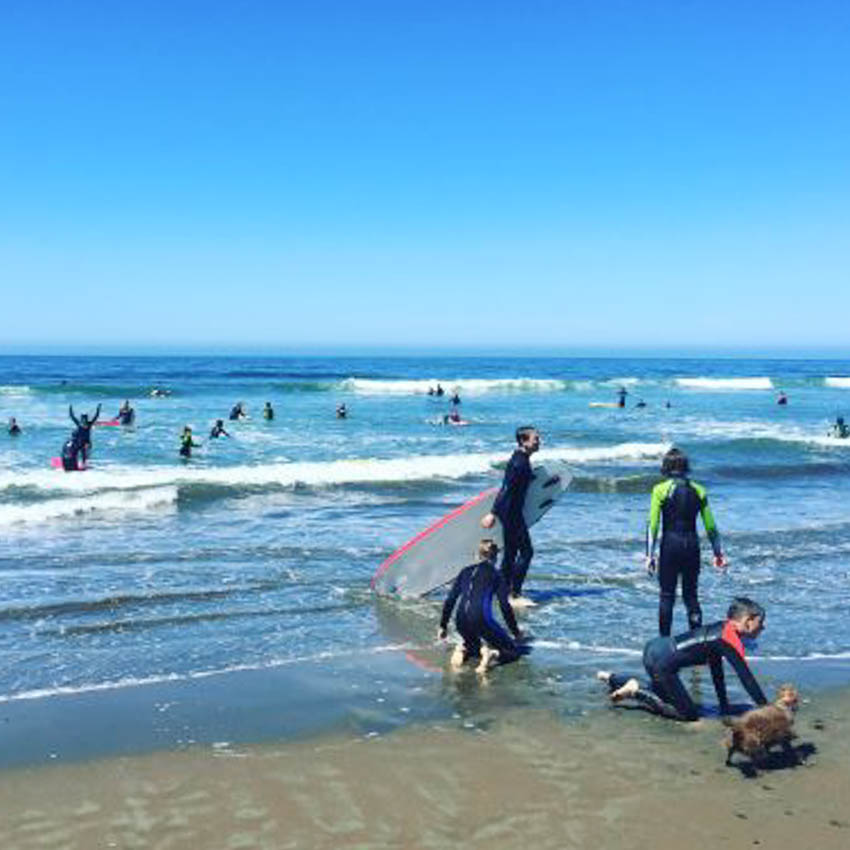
725, 684, 799, 766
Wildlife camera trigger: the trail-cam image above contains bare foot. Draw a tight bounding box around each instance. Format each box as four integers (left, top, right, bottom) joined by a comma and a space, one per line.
450, 644, 466, 670
509, 595, 537, 609
610, 678, 640, 702
476, 646, 500, 673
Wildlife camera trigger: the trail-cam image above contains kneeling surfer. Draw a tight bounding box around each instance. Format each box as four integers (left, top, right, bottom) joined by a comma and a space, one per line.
438, 539, 526, 673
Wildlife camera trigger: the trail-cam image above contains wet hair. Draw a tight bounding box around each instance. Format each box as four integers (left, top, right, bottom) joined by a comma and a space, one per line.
478, 538, 499, 561
661, 447, 690, 477
515, 425, 537, 445
727, 597, 765, 622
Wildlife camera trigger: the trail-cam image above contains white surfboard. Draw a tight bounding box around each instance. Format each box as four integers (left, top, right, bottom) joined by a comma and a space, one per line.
371, 464, 571, 598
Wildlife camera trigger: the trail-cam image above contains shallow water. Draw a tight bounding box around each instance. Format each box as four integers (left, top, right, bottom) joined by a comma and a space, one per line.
1, 354, 849, 734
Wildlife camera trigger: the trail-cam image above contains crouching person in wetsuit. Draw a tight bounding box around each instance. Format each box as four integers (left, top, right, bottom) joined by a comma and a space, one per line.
61, 436, 81, 471
646, 447, 727, 636
597, 597, 767, 721
437, 539, 527, 673
481, 426, 541, 606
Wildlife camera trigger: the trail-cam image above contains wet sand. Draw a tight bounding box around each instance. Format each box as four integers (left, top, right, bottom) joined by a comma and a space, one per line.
1, 685, 848, 850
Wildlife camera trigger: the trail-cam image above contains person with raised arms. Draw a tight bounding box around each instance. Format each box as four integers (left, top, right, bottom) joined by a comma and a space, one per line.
68, 403, 101, 466
481, 425, 541, 606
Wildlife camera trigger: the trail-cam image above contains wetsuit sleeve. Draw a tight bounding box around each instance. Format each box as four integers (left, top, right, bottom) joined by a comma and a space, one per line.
708, 655, 730, 714
495, 573, 520, 637
646, 480, 668, 559
69, 406, 79, 426
492, 456, 522, 519
91, 404, 101, 425
692, 482, 722, 557
439, 572, 464, 630
717, 643, 767, 707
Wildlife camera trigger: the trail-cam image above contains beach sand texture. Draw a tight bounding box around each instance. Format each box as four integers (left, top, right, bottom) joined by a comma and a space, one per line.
0, 691, 848, 850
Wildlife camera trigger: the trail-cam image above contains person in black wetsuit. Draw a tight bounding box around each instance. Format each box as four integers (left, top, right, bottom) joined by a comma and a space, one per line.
336, 403, 347, 419
597, 597, 768, 721
617, 386, 628, 407
61, 437, 80, 471
179, 426, 201, 458
263, 402, 274, 421
481, 426, 540, 604
646, 447, 727, 636
69, 404, 101, 465
229, 402, 247, 421
117, 400, 135, 425
8, 417, 21, 436
209, 419, 230, 439
438, 539, 526, 672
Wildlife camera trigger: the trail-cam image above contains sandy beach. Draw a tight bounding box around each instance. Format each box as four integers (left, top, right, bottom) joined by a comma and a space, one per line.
1, 680, 848, 850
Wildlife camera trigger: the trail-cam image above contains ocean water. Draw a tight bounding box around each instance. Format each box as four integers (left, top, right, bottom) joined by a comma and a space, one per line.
1, 354, 850, 738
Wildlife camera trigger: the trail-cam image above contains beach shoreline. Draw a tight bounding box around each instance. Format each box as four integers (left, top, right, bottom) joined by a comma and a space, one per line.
1, 677, 848, 849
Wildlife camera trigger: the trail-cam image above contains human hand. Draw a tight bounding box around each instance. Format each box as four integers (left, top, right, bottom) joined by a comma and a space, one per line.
481, 513, 496, 529
645, 556, 656, 576
714, 554, 728, 570
437, 627, 447, 641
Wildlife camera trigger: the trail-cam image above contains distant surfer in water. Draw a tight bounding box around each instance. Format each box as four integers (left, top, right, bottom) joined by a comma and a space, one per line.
646, 447, 727, 636
263, 401, 274, 421
179, 426, 200, 458
229, 402, 247, 421
336, 403, 347, 419
209, 419, 230, 439
450, 391, 461, 406
481, 425, 541, 606
829, 416, 849, 439
617, 386, 628, 408
8, 417, 21, 436
777, 392, 788, 406
68, 404, 101, 466
117, 400, 135, 425
438, 539, 526, 672
597, 597, 767, 721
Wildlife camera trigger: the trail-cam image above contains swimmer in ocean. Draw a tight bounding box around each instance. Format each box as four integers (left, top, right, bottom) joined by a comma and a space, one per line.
617, 386, 628, 408
336, 403, 347, 419
229, 402, 247, 421
597, 597, 768, 721
481, 425, 541, 606
69, 404, 101, 465
263, 401, 274, 421
117, 400, 135, 425
8, 417, 21, 436
829, 416, 849, 439
179, 426, 201, 458
209, 419, 230, 439
646, 447, 727, 636
438, 539, 526, 673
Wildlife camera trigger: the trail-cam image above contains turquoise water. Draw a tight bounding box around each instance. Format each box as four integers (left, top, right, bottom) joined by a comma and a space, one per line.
1, 354, 849, 726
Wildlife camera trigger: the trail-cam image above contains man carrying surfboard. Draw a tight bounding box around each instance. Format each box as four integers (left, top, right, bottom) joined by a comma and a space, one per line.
481, 425, 540, 606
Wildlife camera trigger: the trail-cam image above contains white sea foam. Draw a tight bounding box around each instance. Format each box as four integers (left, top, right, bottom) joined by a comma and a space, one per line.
341, 377, 570, 395
0, 486, 178, 526
675, 377, 774, 391
671, 417, 850, 449
825, 377, 850, 389
0, 442, 669, 496
0, 385, 32, 396
0, 643, 412, 704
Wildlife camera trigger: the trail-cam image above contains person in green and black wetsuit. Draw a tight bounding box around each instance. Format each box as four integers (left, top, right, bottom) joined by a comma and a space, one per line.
646, 447, 727, 636
179, 426, 201, 459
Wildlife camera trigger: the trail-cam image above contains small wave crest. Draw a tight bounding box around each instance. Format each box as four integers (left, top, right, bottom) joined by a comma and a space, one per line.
0, 443, 669, 499
341, 377, 571, 395
0, 486, 178, 526
825, 377, 850, 389
675, 377, 774, 391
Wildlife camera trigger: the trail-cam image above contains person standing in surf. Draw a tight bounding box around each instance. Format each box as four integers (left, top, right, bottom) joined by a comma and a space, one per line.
68, 404, 101, 465
481, 425, 540, 606
646, 447, 727, 636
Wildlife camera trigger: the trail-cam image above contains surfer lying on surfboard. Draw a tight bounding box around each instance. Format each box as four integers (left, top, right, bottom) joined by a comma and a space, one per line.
438, 539, 527, 673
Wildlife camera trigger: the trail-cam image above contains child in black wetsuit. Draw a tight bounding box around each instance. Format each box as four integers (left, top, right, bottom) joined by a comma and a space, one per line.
438, 539, 526, 673
597, 597, 768, 721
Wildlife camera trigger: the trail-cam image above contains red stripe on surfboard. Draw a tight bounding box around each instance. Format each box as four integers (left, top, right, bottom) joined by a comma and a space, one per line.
371, 486, 498, 590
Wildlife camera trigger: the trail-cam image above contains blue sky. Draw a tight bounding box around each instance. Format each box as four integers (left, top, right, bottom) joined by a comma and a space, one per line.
2, 1, 849, 352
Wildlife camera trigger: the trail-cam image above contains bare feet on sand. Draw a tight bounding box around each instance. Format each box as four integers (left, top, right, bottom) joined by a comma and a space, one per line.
476, 645, 500, 674
509, 595, 537, 609
610, 678, 640, 702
